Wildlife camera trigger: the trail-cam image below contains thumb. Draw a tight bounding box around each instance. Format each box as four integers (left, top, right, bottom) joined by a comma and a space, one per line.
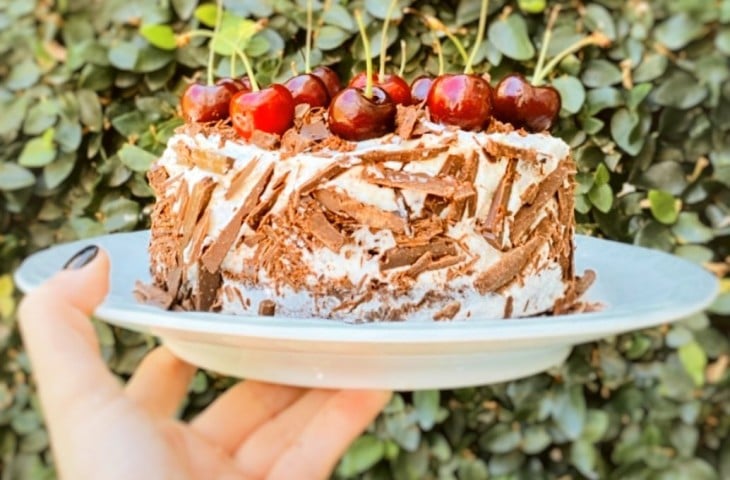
18, 245, 122, 419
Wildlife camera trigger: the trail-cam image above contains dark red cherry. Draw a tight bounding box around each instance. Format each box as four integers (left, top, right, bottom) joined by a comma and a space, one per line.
493, 74, 561, 132
426, 74, 493, 130
181, 83, 237, 123
328, 87, 396, 141
524, 85, 561, 132
410, 75, 434, 104
312, 66, 342, 99
284, 74, 330, 108
230, 84, 295, 139
216, 77, 250, 94
349, 72, 412, 105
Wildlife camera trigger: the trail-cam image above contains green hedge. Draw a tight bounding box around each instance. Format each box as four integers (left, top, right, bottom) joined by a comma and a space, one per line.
1, 0, 729, 478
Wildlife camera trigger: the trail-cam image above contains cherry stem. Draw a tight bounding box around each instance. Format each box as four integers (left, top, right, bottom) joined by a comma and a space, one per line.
406, 9, 470, 66
355, 10, 373, 98
533, 5, 561, 87
464, 0, 489, 74
398, 39, 406, 76
305, 0, 313, 73
230, 53, 236, 77
533, 31, 611, 86
433, 34, 444, 75
207, 0, 224, 85
188, 30, 260, 91
379, 0, 399, 79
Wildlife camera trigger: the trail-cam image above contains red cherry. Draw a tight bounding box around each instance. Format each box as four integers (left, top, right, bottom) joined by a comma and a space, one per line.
426, 74, 493, 130
181, 83, 237, 123
312, 66, 342, 99
230, 84, 295, 139
328, 87, 396, 141
216, 77, 249, 94
493, 74, 561, 132
410, 75, 434, 104
349, 72, 412, 105
284, 74, 330, 108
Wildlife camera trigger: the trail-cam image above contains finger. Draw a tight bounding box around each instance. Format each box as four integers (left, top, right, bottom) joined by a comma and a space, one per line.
17, 247, 122, 431
191, 380, 305, 453
234, 390, 337, 478
125, 347, 197, 418
268, 390, 391, 480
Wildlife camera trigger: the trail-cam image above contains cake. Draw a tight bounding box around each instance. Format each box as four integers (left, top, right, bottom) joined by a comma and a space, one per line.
138, 103, 593, 322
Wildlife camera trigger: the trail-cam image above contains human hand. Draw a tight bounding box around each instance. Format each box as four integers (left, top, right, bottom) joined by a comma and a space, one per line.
18, 246, 391, 480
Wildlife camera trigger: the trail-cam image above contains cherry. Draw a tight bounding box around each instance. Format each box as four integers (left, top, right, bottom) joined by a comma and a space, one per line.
426, 74, 493, 130
312, 66, 342, 99
216, 77, 251, 94
328, 87, 396, 141
181, 83, 237, 123
349, 72, 412, 105
410, 75, 434, 104
230, 84, 295, 139
493, 74, 561, 132
284, 73, 330, 108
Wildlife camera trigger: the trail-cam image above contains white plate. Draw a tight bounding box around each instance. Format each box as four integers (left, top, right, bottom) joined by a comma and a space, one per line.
15, 231, 718, 390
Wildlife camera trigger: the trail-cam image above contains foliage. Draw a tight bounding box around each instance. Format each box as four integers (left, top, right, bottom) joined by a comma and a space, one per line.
1, 0, 729, 478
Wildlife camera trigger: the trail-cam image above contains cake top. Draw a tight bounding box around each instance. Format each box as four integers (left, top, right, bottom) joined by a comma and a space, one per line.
175, 2, 609, 148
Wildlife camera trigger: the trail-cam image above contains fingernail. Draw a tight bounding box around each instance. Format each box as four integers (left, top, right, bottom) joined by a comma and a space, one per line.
62, 245, 99, 270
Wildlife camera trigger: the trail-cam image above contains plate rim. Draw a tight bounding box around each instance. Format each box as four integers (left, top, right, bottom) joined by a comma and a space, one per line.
14, 230, 720, 345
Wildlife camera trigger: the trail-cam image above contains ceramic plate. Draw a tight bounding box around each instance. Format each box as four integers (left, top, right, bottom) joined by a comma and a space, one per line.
15, 231, 718, 390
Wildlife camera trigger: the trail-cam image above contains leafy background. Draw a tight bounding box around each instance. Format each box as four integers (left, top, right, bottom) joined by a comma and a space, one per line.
1, 0, 729, 478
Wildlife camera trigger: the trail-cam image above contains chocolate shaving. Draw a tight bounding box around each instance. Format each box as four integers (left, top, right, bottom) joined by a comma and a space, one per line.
281, 129, 315, 157
201, 163, 275, 272
189, 147, 234, 174
194, 262, 221, 311
395, 104, 421, 139
380, 239, 457, 270
180, 177, 215, 248
248, 172, 289, 230
433, 301, 461, 321
225, 157, 259, 200
504, 296, 514, 318
313, 188, 407, 233
358, 146, 450, 164
300, 120, 330, 141
258, 299, 276, 316
363, 166, 474, 199
147, 164, 169, 192
300, 206, 345, 252
484, 139, 539, 163
511, 161, 573, 245
474, 235, 545, 294
133, 281, 175, 310
404, 251, 434, 278
250, 129, 280, 150
188, 209, 211, 262
481, 160, 517, 250
299, 163, 349, 195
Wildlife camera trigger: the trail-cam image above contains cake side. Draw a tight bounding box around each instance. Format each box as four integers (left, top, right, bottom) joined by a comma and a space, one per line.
139, 110, 586, 322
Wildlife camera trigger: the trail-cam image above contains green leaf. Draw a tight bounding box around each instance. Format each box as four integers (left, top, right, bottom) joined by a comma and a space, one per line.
588, 183, 613, 213
101, 198, 140, 232
648, 190, 678, 225
323, 4, 355, 31
10, 410, 40, 435
584, 4, 616, 41
43, 152, 76, 190
0, 96, 30, 138
652, 71, 708, 109
6, 59, 41, 91
194, 4, 218, 26
521, 426, 551, 454
581, 59, 622, 88
488, 14, 535, 61
140, 24, 178, 50
582, 410, 609, 443
518, 0, 546, 14
570, 439, 598, 479
315, 26, 350, 51
480, 424, 521, 454
18, 129, 56, 168
552, 76, 585, 114
108, 41, 140, 70
77, 89, 103, 132
594, 163, 610, 186
172, 0, 197, 20
626, 83, 653, 110
118, 144, 157, 172
212, 18, 260, 56
337, 434, 385, 477
678, 340, 707, 387
716, 28, 730, 55
0, 163, 35, 190
365, 0, 405, 21
654, 13, 705, 50
634, 54, 669, 83
610, 108, 643, 155
551, 386, 586, 440
671, 213, 714, 244
586, 87, 623, 115
413, 390, 440, 430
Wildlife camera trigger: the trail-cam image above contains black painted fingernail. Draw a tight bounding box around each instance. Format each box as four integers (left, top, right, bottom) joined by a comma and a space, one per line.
63, 245, 99, 270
